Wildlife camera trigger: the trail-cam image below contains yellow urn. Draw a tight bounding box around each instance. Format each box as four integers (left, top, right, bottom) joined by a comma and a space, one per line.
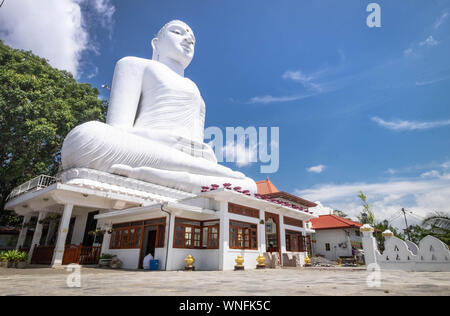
304, 255, 311, 266
184, 255, 195, 268
256, 254, 265, 266
235, 255, 244, 267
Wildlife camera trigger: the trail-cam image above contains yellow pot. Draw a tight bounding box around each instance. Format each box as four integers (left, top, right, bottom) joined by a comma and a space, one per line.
185, 255, 195, 268
235, 255, 244, 267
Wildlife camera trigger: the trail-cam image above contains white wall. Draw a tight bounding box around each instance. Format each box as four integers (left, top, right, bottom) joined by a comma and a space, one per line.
312, 229, 352, 260
108, 248, 140, 270
224, 249, 261, 270
168, 248, 219, 271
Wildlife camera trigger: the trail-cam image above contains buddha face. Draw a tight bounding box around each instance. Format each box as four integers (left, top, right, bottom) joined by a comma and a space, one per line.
152, 21, 195, 69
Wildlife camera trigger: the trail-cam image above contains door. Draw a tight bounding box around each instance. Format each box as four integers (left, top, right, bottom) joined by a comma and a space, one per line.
82, 211, 99, 246
139, 226, 157, 269
146, 230, 157, 257
265, 212, 281, 258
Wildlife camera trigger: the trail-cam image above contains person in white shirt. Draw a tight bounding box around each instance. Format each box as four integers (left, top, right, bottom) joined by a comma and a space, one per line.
142, 253, 154, 269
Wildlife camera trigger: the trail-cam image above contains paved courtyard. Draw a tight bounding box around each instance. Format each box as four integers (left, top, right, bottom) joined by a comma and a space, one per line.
1, 266, 449, 296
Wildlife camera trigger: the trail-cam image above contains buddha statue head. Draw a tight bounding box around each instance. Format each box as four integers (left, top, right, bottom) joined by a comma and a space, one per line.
151, 20, 196, 70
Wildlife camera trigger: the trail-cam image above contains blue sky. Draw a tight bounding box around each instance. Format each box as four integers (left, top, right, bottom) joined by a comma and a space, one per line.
1, 0, 449, 228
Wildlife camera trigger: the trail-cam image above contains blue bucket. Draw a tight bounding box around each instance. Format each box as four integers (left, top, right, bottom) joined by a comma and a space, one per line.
149, 259, 159, 271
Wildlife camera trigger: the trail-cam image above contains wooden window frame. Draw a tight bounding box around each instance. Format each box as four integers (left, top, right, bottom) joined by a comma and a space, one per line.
285, 230, 306, 252
228, 203, 260, 219
110, 217, 166, 250
173, 218, 220, 250
229, 220, 258, 250
283, 216, 303, 228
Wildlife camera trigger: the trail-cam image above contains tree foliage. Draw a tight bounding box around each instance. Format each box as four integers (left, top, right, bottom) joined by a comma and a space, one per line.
356, 190, 376, 225
0, 40, 106, 226
333, 209, 349, 219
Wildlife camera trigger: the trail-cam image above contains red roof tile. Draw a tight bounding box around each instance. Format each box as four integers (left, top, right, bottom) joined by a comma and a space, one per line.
256, 178, 279, 195
310, 214, 362, 230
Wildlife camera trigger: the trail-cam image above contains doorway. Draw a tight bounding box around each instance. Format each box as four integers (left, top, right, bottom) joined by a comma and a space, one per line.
265, 212, 281, 257
139, 226, 157, 269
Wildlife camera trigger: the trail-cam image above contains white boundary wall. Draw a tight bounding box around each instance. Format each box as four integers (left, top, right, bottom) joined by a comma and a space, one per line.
360, 224, 450, 272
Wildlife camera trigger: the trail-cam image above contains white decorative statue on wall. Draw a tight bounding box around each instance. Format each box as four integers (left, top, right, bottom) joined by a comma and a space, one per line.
61, 20, 257, 193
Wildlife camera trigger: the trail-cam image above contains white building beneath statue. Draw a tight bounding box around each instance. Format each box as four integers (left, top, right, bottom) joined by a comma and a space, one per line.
5, 170, 317, 270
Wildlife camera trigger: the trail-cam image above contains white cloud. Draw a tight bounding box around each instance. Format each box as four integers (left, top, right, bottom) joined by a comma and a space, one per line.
403, 48, 413, 57
295, 174, 450, 229
434, 12, 449, 29
307, 165, 326, 174
282, 70, 324, 92
0, 0, 115, 77
248, 92, 318, 104
419, 35, 439, 47
420, 170, 441, 178
371, 116, 450, 131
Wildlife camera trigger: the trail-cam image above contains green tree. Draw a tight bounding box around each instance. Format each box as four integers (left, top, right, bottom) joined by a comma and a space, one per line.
421, 212, 450, 245
333, 209, 349, 219
0, 40, 106, 226
357, 191, 376, 225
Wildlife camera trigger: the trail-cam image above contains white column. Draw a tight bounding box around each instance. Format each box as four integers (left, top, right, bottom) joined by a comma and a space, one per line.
165, 211, 176, 271
360, 224, 378, 269
279, 215, 286, 266
28, 212, 47, 261
259, 210, 266, 253
100, 231, 111, 255
218, 201, 229, 270
51, 204, 74, 267
16, 215, 31, 250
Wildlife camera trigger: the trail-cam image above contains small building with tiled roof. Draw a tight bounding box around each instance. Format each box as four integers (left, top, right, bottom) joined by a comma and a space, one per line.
310, 215, 363, 261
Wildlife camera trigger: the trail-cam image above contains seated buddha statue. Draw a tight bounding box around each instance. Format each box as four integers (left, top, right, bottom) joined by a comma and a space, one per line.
61, 20, 257, 193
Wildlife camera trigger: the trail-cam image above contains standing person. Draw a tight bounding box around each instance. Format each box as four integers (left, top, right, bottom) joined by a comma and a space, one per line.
351, 246, 357, 264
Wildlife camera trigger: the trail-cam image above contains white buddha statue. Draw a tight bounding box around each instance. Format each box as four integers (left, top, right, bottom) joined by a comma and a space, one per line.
61, 20, 257, 193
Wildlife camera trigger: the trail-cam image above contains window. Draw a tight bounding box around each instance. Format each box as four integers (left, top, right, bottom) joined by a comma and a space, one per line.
156, 224, 165, 248
110, 218, 165, 249
229, 220, 257, 250
285, 230, 306, 252
325, 243, 331, 251
173, 218, 219, 249
110, 226, 142, 249
355, 230, 361, 237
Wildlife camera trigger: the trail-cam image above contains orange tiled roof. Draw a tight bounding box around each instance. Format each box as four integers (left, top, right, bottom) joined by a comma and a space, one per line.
256, 178, 279, 195
310, 214, 362, 230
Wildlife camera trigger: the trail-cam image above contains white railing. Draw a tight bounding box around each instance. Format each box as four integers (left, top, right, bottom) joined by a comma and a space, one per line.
6, 175, 57, 201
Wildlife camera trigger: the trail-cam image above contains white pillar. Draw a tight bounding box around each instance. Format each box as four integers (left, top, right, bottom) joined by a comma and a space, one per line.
360, 224, 378, 269
28, 212, 47, 261
100, 231, 111, 255
279, 215, 286, 266
218, 201, 229, 270
165, 211, 176, 271
259, 210, 266, 253
51, 204, 74, 267
16, 215, 31, 250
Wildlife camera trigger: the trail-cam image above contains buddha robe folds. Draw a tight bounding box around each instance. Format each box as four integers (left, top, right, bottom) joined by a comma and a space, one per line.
61, 57, 256, 193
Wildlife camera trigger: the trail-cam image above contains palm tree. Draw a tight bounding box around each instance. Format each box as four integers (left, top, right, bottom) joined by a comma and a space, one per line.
422, 212, 450, 245
422, 212, 450, 230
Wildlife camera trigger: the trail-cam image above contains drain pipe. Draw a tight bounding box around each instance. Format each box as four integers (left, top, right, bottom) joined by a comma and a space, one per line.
160, 203, 171, 271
